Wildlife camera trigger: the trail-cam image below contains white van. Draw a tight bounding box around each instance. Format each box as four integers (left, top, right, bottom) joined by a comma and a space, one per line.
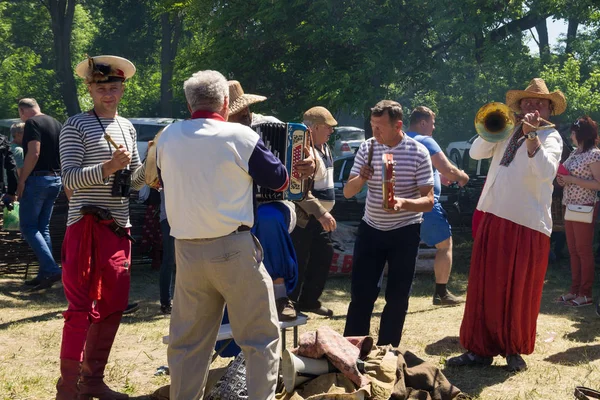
127, 118, 182, 160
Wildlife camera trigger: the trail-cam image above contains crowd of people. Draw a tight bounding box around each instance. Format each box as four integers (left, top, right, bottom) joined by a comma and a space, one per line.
0, 54, 599, 399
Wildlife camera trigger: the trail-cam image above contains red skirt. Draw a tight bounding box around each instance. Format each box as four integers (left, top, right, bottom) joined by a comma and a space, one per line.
460, 213, 550, 357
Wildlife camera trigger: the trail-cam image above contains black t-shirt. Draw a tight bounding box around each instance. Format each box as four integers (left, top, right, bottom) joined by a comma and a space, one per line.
22, 114, 62, 173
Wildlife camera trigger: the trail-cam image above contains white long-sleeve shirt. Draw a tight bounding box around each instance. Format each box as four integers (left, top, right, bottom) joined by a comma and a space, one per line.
470, 125, 562, 237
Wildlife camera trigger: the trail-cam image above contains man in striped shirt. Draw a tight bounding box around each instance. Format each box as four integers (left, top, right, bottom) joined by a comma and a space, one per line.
343, 100, 434, 347
56, 55, 144, 400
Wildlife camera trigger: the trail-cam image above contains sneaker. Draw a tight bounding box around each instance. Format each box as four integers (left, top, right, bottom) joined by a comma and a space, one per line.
433, 291, 465, 306
160, 304, 172, 315
506, 354, 527, 372
276, 297, 297, 321
123, 303, 140, 315
29, 273, 62, 292
446, 351, 493, 367
298, 304, 333, 317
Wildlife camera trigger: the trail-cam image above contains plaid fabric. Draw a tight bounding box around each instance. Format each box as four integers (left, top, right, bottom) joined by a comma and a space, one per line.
295, 327, 372, 388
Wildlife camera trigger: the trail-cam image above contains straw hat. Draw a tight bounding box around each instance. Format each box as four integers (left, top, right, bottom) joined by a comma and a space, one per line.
506, 78, 566, 115
303, 106, 338, 126
75, 55, 136, 84
228, 80, 267, 115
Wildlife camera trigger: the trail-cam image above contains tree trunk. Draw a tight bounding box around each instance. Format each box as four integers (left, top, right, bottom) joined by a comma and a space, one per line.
160, 11, 183, 117
565, 17, 579, 56
46, 0, 81, 116
535, 20, 550, 63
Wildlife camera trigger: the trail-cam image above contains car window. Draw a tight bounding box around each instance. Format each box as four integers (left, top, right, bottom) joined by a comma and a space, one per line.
342, 158, 355, 181
339, 130, 365, 141
136, 124, 165, 142
478, 158, 490, 176
465, 156, 479, 176
333, 159, 345, 182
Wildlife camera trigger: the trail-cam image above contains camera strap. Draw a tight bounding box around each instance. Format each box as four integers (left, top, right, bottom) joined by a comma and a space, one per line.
92, 109, 130, 169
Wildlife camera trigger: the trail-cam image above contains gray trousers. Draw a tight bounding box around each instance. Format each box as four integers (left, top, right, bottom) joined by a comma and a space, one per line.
168, 231, 280, 400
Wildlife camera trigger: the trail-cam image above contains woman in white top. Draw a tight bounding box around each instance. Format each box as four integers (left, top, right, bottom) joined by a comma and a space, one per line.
556, 116, 600, 307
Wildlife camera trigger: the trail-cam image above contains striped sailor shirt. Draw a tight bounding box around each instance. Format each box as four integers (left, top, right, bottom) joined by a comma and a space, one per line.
59, 112, 146, 228
351, 134, 434, 231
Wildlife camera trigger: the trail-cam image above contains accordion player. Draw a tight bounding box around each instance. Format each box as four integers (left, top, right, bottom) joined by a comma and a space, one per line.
252, 122, 310, 201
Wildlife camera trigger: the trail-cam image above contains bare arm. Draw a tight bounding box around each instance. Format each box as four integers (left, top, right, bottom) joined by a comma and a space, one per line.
19, 140, 40, 185
344, 172, 368, 199
17, 140, 40, 197
392, 185, 434, 212
431, 152, 469, 186
558, 161, 600, 190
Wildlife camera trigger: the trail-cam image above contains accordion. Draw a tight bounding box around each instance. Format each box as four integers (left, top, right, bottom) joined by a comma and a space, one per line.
382, 153, 396, 210
252, 122, 309, 201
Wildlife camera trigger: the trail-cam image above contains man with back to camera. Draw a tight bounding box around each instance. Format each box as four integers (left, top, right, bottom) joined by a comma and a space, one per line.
406, 106, 470, 306
157, 70, 287, 400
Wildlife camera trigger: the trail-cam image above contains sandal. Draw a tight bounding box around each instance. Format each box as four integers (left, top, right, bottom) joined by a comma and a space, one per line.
575, 386, 600, 400
556, 293, 577, 303
567, 296, 593, 307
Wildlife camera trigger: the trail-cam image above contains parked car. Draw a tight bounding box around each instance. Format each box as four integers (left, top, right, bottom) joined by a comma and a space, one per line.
331, 154, 366, 221
446, 134, 477, 167
127, 117, 182, 159
332, 126, 365, 158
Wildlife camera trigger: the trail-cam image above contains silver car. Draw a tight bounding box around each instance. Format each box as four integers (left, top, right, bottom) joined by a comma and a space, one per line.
332, 126, 365, 158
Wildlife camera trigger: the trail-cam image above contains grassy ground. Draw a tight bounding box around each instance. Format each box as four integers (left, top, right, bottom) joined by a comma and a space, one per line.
1, 231, 599, 399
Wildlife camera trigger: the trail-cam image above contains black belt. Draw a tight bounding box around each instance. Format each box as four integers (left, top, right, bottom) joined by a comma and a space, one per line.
31, 171, 61, 177
236, 225, 251, 232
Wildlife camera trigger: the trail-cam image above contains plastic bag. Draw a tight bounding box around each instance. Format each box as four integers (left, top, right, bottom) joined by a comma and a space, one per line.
3, 201, 20, 231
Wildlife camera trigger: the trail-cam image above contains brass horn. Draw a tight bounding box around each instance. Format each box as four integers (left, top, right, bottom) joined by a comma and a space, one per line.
475, 101, 556, 143
474, 102, 516, 143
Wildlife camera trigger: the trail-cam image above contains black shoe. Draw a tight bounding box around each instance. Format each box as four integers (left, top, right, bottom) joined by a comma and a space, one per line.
123, 303, 140, 315
298, 304, 333, 317
446, 351, 493, 367
506, 354, 527, 372
276, 297, 297, 321
160, 304, 172, 315
24, 277, 42, 286
29, 273, 62, 291
433, 291, 465, 306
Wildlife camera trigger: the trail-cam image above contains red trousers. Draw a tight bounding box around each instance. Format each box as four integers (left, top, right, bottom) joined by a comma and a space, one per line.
59, 216, 131, 361
460, 213, 550, 357
564, 204, 599, 298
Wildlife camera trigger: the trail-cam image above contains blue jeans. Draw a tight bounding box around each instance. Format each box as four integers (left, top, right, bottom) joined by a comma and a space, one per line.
160, 219, 175, 306
19, 175, 62, 279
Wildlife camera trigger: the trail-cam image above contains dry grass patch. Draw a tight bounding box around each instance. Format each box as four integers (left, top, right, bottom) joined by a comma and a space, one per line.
1, 234, 600, 399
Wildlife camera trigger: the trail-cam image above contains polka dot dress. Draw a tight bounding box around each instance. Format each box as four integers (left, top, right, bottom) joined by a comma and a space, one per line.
562, 148, 600, 205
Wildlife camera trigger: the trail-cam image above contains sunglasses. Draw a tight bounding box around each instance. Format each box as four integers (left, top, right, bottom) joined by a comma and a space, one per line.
573, 119, 581, 128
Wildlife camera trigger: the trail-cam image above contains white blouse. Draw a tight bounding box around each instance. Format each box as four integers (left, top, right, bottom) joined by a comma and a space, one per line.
470, 126, 563, 237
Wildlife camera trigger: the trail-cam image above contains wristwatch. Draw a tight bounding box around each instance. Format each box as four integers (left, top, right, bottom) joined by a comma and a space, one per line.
524, 131, 538, 141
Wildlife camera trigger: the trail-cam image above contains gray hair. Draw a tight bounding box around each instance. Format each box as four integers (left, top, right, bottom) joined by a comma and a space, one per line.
10, 122, 25, 138
183, 70, 228, 113
17, 98, 39, 110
